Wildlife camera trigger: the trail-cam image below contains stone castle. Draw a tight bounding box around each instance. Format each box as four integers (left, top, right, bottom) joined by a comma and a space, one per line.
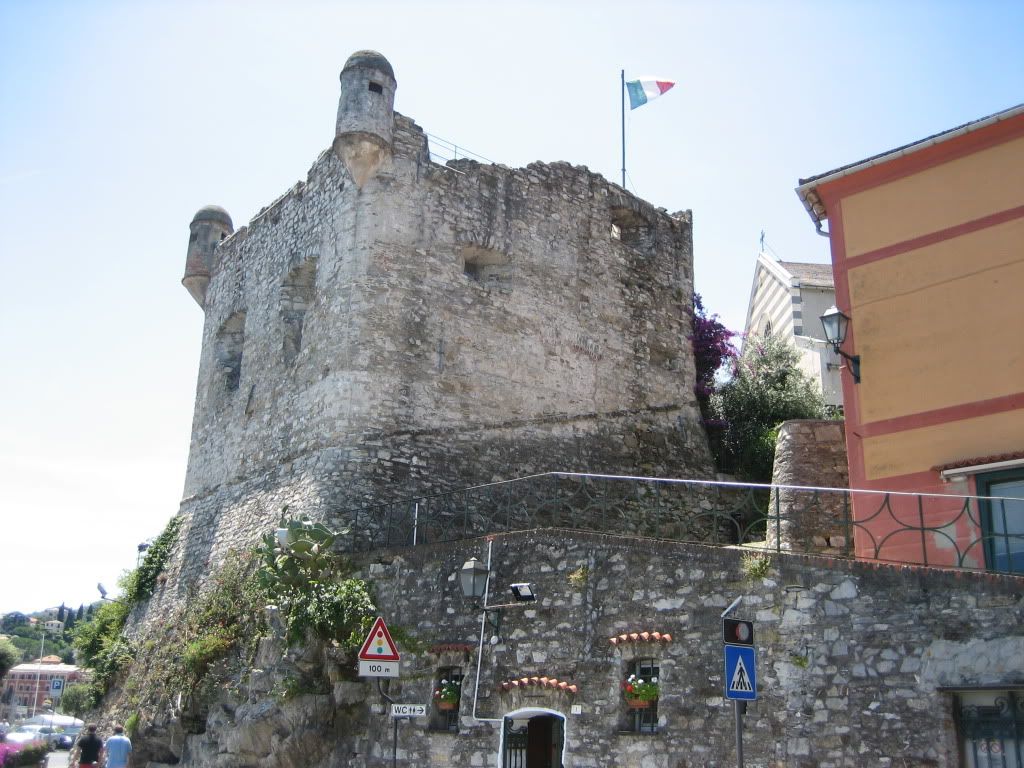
171, 50, 712, 591
120, 52, 1024, 768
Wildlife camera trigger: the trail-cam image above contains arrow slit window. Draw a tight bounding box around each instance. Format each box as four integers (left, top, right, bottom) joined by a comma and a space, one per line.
429, 666, 462, 733
623, 658, 659, 734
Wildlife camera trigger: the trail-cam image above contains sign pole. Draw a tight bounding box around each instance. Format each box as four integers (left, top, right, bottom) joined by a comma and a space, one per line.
734, 700, 745, 768
376, 679, 398, 768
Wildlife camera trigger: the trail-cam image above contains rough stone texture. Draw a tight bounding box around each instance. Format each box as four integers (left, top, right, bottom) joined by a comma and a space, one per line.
160, 56, 712, 603
149, 530, 1023, 768
769, 420, 850, 556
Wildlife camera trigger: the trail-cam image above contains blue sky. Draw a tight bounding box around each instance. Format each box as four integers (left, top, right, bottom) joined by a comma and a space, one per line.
1, 0, 1021, 614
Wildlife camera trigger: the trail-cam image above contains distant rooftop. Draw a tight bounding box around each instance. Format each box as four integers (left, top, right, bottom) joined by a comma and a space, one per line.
10, 661, 79, 674
779, 260, 834, 288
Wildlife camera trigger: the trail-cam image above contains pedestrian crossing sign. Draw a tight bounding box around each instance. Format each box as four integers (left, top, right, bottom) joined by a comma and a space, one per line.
724, 644, 757, 700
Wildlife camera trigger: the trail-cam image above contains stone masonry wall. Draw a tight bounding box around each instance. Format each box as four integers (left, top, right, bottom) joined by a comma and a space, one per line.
162, 103, 712, 609
166, 529, 1024, 768
770, 419, 850, 557
185, 113, 707, 501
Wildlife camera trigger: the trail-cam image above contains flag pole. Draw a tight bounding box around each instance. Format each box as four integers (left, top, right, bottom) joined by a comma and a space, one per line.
620, 69, 626, 188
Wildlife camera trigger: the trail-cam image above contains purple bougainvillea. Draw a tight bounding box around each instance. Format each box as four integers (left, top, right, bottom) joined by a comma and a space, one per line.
690, 294, 737, 413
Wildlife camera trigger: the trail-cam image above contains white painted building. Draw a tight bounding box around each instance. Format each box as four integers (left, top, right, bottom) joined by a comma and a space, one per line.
743, 252, 842, 408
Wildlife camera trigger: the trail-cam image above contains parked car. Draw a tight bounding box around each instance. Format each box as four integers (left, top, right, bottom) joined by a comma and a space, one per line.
6, 724, 60, 747
54, 732, 75, 750
54, 726, 80, 750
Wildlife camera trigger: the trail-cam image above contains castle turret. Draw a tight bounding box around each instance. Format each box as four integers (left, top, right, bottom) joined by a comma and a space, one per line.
182, 205, 233, 308
332, 50, 396, 188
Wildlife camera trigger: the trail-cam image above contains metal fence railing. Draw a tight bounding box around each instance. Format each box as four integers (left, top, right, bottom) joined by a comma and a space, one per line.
328, 472, 1024, 575
426, 132, 495, 169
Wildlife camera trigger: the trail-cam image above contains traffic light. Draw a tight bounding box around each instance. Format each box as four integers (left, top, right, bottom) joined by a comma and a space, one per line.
723, 618, 754, 646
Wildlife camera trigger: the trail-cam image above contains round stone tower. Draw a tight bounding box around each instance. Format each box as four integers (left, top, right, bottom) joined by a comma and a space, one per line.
182, 205, 233, 309
332, 50, 396, 188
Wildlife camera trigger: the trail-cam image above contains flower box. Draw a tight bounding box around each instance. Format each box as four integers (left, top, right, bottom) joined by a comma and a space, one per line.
625, 697, 654, 709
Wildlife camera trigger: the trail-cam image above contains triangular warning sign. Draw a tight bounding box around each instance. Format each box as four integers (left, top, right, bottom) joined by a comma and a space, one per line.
358, 617, 401, 662
729, 656, 753, 693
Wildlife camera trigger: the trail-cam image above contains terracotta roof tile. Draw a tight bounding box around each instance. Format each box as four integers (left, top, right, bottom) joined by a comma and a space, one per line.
499, 675, 579, 695
933, 451, 1024, 472
608, 630, 673, 646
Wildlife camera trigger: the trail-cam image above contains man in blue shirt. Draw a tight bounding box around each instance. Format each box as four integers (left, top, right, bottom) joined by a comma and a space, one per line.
104, 725, 132, 768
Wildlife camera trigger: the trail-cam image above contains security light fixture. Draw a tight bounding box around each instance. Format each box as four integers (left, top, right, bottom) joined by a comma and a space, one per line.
820, 305, 861, 383
97, 583, 124, 604
460, 557, 491, 600
510, 583, 536, 602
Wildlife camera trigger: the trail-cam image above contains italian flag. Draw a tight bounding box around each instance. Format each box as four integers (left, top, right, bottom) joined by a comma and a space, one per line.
625, 78, 675, 110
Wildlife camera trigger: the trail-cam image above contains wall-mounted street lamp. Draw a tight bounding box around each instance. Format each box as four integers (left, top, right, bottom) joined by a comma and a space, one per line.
96, 583, 125, 604
459, 557, 490, 600
820, 305, 861, 383
459, 551, 539, 724
459, 558, 538, 636
510, 583, 536, 602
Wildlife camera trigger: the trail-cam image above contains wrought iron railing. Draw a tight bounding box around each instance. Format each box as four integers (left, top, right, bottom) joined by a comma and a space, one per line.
329, 472, 1023, 575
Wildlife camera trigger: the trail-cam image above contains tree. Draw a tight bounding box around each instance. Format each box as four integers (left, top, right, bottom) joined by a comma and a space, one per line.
0, 638, 19, 679
57, 604, 65, 622
1, 613, 27, 632
710, 332, 826, 482
60, 683, 96, 719
76, 605, 84, 622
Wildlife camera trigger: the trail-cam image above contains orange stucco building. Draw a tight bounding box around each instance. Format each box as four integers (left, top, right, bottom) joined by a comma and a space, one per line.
796, 104, 1024, 572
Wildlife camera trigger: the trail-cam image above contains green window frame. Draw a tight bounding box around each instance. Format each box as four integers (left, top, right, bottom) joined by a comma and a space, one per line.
976, 468, 1024, 575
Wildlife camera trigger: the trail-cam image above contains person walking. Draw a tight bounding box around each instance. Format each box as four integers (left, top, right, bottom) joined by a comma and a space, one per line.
73, 724, 103, 768
104, 725, 132, 768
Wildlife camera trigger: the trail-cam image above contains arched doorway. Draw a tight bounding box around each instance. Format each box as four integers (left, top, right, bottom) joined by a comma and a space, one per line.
500, 709, 565, 768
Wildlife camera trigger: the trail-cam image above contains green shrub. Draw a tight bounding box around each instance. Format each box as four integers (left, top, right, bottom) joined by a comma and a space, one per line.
124, 712, 140, 739
741, 552, 772, 579
710, 334, 826, 482
124, 516, 182, 604
255, 516, 375, 647
183, 631, 235, 680
178, 551, 265, 685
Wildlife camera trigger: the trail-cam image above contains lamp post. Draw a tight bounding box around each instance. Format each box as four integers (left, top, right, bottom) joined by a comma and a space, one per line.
820, 305, 861, 383
459, 549, 538, 723
30, 621, 55, 718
